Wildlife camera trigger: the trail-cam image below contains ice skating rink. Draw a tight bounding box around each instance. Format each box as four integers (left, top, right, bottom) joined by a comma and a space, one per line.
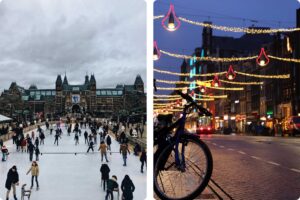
0, 126, 146, 200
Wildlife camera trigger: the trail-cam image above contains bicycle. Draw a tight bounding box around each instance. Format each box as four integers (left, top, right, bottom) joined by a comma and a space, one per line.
154, 91, 213, 200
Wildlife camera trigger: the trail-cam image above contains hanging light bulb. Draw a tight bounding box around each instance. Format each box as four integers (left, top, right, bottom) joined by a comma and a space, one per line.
226, 65, 236, 80
161, 4, 181, 31
256, 48, 270, 67
176, 99, 181, 107
153, 41, 161, 61
212, 75, 221, 87
200, 86, 206, 93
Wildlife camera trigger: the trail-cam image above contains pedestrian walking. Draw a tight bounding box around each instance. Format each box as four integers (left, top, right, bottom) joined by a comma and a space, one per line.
133, 143, 141, 156
121, 175, 135, 200
26, 161, 39, 189
2, 145, 9, 161
87, 140, 94, 153
5, 165, 19, 200
105, 175, 118, 200
28, 142, 35, 162
100, 163, 110, 191
98, 141, 109, 162
74, 132, 79, 145
84, 131, 88, 144
54, 131, 61, 146
120, 143, 130, 166
35, 147, 40, 161
140, 149, 147, 173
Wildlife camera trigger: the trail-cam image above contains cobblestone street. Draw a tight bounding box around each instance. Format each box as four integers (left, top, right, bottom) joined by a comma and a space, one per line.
202, 135, 300, 200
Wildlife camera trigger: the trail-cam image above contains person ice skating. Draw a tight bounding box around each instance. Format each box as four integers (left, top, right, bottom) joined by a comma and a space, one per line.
106, 134, 112, 152
5, 165, 19, 200
34, 137, 39, 147
35, 147, 40, 161
121, 175, 135, 200
105, 175, 118, 200
26, 161, 39, 189
98, 141, 109, 162
20, 138, 27, 153
31, 131, 35, 140
54, 131, 61, 146
100, 163, 110, 191
133, 143, 141, 156
120, 142, 130, 166
87, 140, 94, 153
74, 132, 79, 145
140, 149, 147, 173
49, 124, 53, 135
84, 131, 88, 144
2, 145, 8, 161
28, 142, 35, 162
39, 131, 45, 145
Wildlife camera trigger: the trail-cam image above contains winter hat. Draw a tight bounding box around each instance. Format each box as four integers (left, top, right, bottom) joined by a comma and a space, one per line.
12, 166, 17, 170
112, 175, 117, 181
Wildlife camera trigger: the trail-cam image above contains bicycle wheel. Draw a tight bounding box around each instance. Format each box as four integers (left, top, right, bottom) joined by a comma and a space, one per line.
154, 134, 213, 200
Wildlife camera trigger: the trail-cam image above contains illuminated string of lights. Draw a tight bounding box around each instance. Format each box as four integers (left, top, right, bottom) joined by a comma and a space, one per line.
235, 71, 290, 79
156, 78, 263, 86
154, 94, 228, 99
220, 80, 264, 85
160, 50, 257, 62
154, 15, 300, 34
268, 55, 300, 63
157, 86, 244, 91
154, 68, 227, 76
204, 85, 244, 91
155, 68, 290, 79
154, 98, 181, 101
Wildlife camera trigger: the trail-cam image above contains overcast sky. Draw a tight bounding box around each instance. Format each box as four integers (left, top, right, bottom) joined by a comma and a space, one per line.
0, 0, 146, 92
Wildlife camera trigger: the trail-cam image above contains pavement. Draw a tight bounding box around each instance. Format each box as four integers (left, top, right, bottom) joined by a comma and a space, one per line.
0, 125, 146, 200
200, 134, 300, 200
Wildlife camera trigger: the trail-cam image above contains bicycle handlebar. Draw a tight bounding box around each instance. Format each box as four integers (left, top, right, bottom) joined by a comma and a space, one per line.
176, 91, 212, 116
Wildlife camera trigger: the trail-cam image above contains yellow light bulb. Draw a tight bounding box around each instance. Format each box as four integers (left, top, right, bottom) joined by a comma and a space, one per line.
153, 54, 159, 61
168, 23, 175, 31
228, 74, 233, 80
259, 60, 266, 67
214, 83, 219, 87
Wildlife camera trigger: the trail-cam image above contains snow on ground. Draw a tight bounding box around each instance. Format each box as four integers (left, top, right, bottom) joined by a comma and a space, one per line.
0, 125, 146, 200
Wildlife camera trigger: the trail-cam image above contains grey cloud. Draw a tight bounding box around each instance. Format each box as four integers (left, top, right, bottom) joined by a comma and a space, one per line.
0, 0, 146, 92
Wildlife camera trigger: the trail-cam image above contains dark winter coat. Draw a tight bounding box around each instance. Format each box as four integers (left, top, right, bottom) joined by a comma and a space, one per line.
121, 176, 135, 200
106, 135, 111, 145
100, 164, 110, 180
5, 169, 19, 190
140, 151, 146, 162
28, 143, 35, 153
107, 177, 118, 191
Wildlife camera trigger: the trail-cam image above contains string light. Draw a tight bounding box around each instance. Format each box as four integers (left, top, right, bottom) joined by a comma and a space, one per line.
153, 41, 161, 61
155, 79, 211, 85
268, 55, 300, 63
220, 80, 264, 85
226, 65, 236, 80
154, 98, 181, 101
157, 85, 244, 91
154, 68, 227, 77
155, 68, 290, 79
160, 50, 256, 62
154, 94, 228, 99
161, 4, 181, 31
256, 48, 270, 66
235, 71, 290, 79
212, 75, 221, 87
158, 49, 300, 63
154, 15, 300, 34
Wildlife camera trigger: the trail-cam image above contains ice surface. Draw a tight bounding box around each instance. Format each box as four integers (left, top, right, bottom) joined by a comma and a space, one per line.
0, 126, 146, 200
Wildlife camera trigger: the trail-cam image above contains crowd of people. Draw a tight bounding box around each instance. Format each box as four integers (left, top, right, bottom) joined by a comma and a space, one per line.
0, 117, 146, 200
